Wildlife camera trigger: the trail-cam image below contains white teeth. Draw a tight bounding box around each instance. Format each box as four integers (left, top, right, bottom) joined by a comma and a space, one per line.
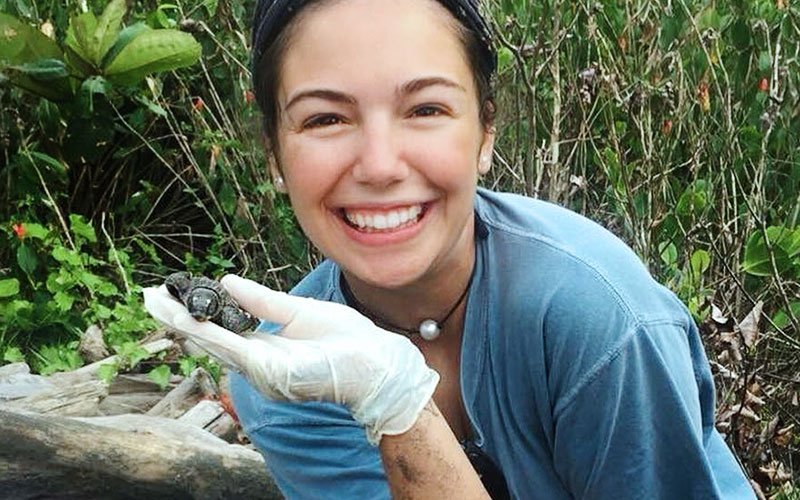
345, 205, 423, 231
373, 214, 387, 229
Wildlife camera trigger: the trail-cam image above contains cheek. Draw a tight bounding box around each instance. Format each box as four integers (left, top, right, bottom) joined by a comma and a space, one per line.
280, 138, 354, 199
404, 129, 480, 185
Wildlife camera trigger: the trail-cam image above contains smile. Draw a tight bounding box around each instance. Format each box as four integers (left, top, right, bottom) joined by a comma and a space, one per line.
341, 204, 425, 232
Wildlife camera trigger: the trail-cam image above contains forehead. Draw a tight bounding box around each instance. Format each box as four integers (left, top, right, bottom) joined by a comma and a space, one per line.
279, 0, 473, 96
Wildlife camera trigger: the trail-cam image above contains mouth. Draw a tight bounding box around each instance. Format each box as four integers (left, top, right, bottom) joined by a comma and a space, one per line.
339, 203, 427, 233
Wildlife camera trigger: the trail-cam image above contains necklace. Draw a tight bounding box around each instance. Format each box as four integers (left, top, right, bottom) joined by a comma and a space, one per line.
340, 266, 475, 341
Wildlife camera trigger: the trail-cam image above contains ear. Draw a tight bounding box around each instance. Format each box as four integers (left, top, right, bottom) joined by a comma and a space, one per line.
263, 134, 288, 193
477, 126, 496, 176
269, 158, 287, 193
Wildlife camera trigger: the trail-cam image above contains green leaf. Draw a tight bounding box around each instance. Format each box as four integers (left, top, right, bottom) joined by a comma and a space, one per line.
135, 94, 167, 117
69, 214, 97, 244
116, 341, 151, 369
53, 290, 76, 311
100, 23, 151, 68
65, 11, 98, 68
690, 249, 711, 279
729, 19, 751, 50
51, 246, 82, 266
29, 151, 68, 177
147, 364, 172, 390
742, 226, 800, 276
219, 182, 236, 215
676, 181, 708, 217
0, 13, 62, 63
8, 58, 68, 80
202, 0, 219, 17
80, 272, 118, 296
16, 243, 37, 275
82, 75, 110, 95
92, 0, 127, 65
697, 7, 721, 30
178, 356, 198, 377
20, 222, 48, 240
0, 13, 71, 100
772, 302, 800, 330
0, 278, 20, 298
3, 346, 25, 363
497, 47, 513, 72
659, 241, 678, 267
97, 362, 119, 384
104, 29, 201, 85
758, 51, 771, 72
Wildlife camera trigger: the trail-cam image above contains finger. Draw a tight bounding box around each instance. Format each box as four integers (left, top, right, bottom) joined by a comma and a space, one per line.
220, 274, 309, 326
143, 286, 186, 327
172, 311, 254, 369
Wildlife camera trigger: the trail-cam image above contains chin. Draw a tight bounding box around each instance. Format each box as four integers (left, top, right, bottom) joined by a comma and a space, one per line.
344, 260, 426, 290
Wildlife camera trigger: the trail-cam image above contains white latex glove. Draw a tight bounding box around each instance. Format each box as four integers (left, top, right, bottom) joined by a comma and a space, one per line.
143, 275, 439, 445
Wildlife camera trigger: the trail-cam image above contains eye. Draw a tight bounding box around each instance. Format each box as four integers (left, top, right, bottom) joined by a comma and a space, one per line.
411, 105, 447, 118
302, 114, 345, 129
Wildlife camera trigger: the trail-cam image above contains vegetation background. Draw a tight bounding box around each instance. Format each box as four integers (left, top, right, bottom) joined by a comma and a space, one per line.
0, 0, 797, 496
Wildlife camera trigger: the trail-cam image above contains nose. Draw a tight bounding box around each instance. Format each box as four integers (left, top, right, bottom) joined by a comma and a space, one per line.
351, 116, 409, 187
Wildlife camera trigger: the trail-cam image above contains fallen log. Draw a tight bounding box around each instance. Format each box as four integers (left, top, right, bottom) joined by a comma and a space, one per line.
178, 399, 238, 442
0, 407, 282, 499
147, 367, 217, 419
3, 379, 108, 416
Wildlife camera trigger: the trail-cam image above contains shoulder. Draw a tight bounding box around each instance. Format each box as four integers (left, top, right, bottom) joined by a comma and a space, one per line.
475, 188, 687, 326
474, 189, 695, 398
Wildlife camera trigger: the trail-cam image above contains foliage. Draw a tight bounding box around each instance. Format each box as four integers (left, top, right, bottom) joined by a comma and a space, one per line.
0, 0, 797, 493
0, 0, 201, 100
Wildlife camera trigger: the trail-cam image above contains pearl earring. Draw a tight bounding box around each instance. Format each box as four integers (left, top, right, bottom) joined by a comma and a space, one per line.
479, 155, 491, 173
274, 176, 285, 191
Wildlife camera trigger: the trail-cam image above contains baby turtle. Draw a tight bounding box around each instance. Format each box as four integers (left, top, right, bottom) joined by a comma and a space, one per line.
164, 272, 259, 335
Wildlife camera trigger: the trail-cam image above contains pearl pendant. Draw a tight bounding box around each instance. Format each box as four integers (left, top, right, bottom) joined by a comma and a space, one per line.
418, 319, 441, 341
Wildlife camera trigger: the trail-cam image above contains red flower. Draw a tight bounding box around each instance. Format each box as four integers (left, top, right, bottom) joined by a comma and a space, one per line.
192, 97, 205, 112
243, 89, 255, 105
12, 223, 25, 239
758, 78, 769, 93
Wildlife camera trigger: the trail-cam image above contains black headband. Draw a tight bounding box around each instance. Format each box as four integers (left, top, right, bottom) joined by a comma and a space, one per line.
251, 0, 496, 79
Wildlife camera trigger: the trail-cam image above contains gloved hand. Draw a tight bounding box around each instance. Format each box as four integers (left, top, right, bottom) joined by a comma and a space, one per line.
143, 275, 440, 445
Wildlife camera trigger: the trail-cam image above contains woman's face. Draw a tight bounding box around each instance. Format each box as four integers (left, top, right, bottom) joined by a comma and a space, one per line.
274, 0, 494, 289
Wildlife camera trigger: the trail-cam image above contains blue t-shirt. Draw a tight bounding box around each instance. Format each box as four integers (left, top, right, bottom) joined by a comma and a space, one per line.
230, 188, 754, 499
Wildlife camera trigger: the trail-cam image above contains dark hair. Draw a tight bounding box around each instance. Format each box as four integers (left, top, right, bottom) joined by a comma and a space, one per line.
251, 0, 496, 157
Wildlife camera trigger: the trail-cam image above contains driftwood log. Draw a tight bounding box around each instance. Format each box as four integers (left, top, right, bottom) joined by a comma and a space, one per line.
0, 407, 283, 499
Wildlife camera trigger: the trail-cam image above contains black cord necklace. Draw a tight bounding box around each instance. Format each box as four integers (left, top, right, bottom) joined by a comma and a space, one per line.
340, 266, 475, 341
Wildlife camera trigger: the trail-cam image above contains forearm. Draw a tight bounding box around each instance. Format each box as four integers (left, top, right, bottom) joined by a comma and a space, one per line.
379, 399, 490, 500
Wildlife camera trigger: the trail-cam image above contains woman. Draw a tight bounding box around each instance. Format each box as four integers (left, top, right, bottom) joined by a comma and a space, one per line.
145, 0, 755, 498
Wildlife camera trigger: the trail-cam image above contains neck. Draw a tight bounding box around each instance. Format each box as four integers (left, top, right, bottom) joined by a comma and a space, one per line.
342, 238, 476, 334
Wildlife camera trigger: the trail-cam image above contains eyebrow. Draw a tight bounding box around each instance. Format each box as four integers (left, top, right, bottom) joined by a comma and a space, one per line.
284, 89, 356, 112
284, 77, 466, 112
399, 76, 466, 96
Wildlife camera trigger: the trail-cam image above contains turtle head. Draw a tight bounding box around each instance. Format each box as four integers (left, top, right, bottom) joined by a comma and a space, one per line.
165, 272, 193, 300
186, 288, 222, 321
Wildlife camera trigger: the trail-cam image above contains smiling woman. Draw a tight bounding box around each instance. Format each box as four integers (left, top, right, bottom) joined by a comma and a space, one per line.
143, 0, 757, 498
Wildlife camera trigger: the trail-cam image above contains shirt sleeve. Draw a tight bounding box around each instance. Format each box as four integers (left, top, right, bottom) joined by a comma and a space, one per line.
550, 320, 755, 499
229, 372, 390, 500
